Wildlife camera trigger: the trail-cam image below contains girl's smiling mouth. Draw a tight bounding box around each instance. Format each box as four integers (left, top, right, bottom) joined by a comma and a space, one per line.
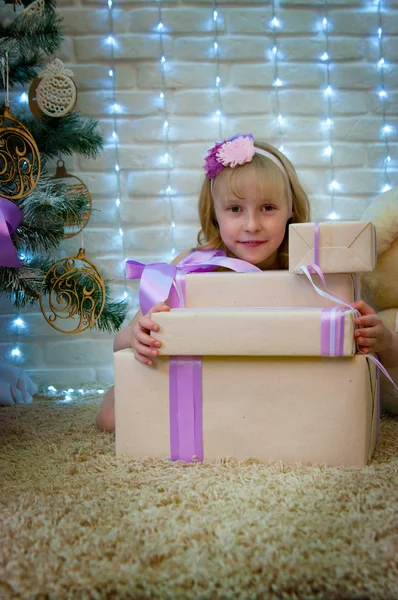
239, 241, 266, 246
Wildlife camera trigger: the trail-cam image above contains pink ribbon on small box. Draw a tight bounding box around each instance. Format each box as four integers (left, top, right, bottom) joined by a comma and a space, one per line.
0, 197, 23, 268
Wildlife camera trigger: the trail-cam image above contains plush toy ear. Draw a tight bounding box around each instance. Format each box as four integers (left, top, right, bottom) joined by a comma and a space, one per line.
361, 187, 398, 255
360, 188, 398, 312
361, 237, 398, 311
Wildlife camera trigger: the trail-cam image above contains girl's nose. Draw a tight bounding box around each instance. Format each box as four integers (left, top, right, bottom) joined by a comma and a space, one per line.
244, 213, 261, 232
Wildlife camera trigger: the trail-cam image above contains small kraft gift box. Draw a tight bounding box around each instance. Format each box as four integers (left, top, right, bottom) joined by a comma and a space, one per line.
115, 221, 379, 467
289, 220, 376, 274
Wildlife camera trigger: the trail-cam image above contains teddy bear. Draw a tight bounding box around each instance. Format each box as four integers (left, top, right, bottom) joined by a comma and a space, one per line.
360, 187, 398, 414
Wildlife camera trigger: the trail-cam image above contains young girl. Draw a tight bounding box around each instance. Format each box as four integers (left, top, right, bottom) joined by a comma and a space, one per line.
96, 134, 398, 432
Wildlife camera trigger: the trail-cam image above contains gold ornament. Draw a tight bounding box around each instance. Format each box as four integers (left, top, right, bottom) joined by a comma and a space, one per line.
0, 105, 41, 200
39, 248, 106, 334
29, 59, 77, 119
51, 160, 92, 239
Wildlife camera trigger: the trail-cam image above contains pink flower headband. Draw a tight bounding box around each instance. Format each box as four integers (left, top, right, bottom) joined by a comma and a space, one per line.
204, 133, 293, 212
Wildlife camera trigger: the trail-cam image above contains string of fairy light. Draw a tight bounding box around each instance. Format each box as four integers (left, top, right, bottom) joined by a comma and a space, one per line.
48, 0, 128, 399
42, 0, 130, 399
269, 0, 285, 152
375, 0, 392, 193
320, 2, 339, 221
212, 1, 223, 139
157, 0, 177, 259
106, 0, 129, 296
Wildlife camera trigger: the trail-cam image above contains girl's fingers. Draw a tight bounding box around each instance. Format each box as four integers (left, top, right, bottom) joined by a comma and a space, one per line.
359, 347, 371, 354
148, 302, 170, 319
355, 326, 378, 338
356, 336, 377, 347
133, 350, 153, 366
140, 304, 169, 331
134, 341, 159, 359
136, 330, 160, 348
139, 316, 159, 332
355, 314, 380, 327
352, 300, 375, 316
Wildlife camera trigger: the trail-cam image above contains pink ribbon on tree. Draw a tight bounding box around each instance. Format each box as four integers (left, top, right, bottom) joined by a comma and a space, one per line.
126, 249, 261, 462
0, 197, 23, 268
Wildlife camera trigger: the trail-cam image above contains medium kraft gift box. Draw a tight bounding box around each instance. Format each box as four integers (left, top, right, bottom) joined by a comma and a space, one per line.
151, 307, 356, 357
182, 271, 359, 308
289, 221, 376, 274
115, 351, 378, 467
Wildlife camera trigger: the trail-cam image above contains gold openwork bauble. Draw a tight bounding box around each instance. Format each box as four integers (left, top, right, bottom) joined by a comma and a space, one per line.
0, 106, 41, 200
29, 59, 77, 119
51, 160, 92, 239
39, 248, 106, 334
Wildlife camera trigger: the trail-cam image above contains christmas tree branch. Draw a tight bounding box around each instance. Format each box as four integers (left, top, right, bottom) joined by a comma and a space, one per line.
18, 172, 92, 228
0, 256, 52, 307
95, 296, 128, 333
0, 9, 63, 59
27, 112, 104, 159
6, 53, 44, 88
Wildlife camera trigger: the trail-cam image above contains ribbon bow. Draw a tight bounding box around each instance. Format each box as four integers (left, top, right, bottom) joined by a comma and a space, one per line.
0, 197, 23, 268
125, 249, 261, 314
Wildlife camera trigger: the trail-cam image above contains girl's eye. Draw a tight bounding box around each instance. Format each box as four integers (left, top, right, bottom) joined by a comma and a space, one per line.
227, 206, 241, 213
262, 205, 275, 211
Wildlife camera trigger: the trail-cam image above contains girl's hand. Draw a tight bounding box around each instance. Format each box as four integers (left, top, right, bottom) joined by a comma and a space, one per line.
132, 302, 170, 365
352, 300, 393, 354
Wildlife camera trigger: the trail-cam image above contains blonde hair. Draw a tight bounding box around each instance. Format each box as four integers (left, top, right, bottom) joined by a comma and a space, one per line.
197, 140, 311, 269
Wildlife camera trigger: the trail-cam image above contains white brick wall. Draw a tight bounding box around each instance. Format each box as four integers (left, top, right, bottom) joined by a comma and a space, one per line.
2, 0, 397, 390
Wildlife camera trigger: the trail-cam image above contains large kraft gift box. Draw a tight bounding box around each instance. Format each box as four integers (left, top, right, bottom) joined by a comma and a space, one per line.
289, 221, 376, 274
115, 351, 378, 467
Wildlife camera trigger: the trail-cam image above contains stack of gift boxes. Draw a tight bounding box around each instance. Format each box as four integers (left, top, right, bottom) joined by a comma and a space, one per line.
115, 221, 379, 467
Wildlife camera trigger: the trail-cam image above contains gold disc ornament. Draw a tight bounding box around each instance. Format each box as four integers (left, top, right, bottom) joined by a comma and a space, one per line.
39, 248, 106, 334
0, 105, 41, 200
29, 59, 77, 119
51, 160, 92, 239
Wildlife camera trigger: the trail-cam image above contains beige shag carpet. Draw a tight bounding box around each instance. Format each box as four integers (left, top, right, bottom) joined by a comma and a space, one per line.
1, 395, 398, 600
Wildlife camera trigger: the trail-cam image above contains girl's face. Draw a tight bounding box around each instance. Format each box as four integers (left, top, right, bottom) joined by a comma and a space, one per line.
212, 165, 293, 269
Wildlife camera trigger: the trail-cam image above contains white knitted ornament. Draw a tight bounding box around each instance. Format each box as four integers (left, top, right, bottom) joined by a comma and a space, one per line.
36, 59, 77, 118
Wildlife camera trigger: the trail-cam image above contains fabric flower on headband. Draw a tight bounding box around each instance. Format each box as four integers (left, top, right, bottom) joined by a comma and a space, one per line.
204, 133, 256, 179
